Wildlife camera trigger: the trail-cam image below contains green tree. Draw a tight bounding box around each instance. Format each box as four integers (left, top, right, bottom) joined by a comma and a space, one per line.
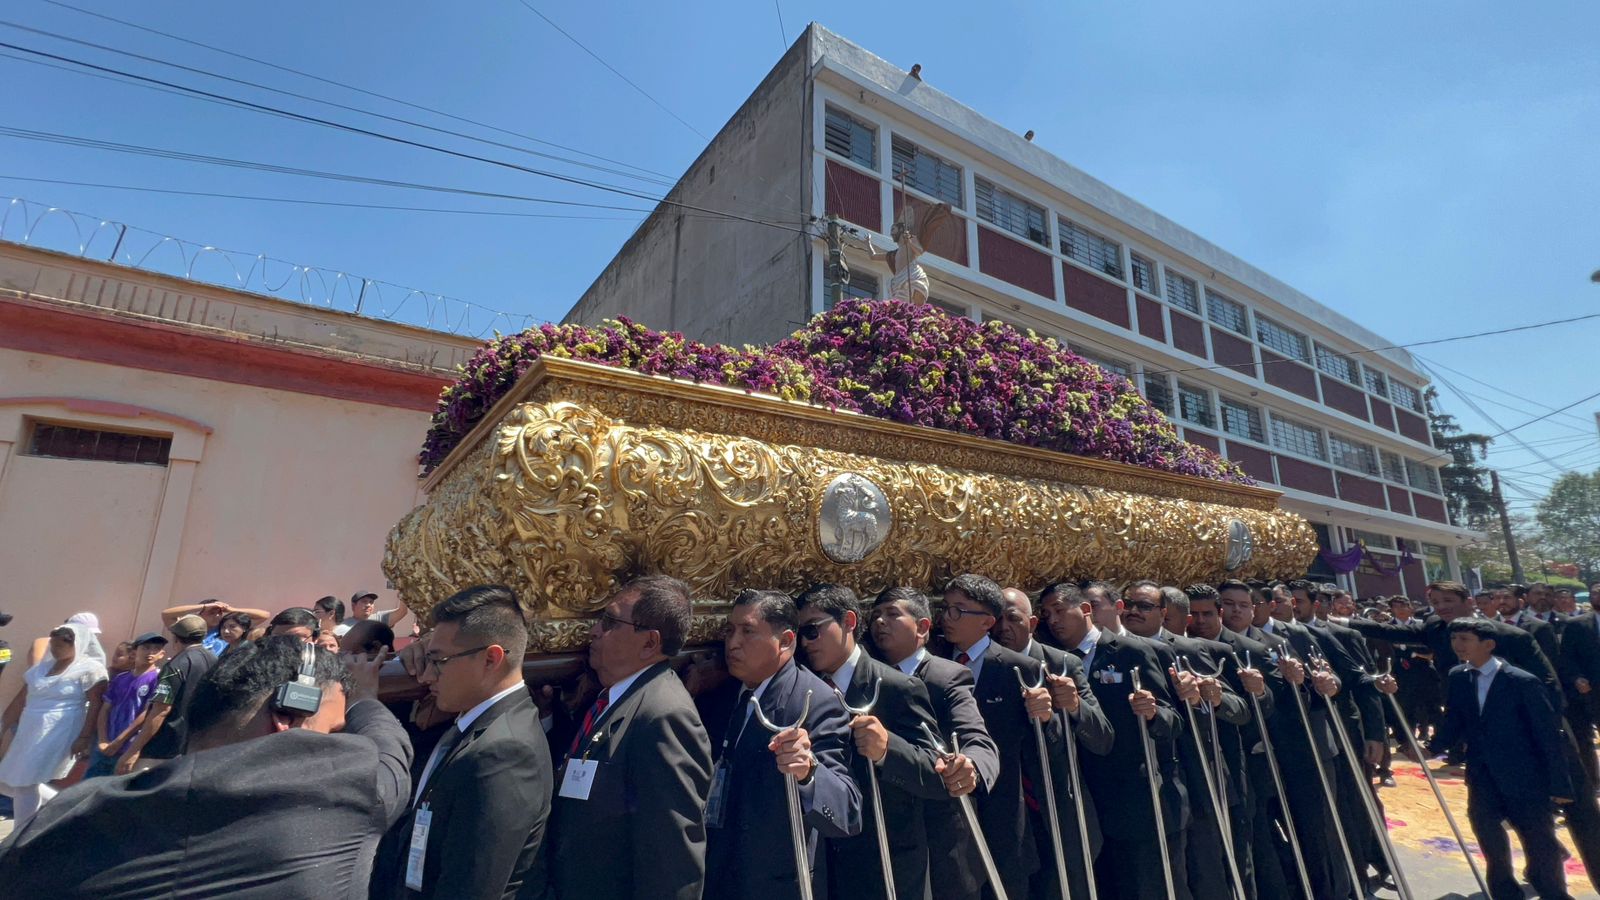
1426, 387, 1495, 527
1535, 470, 1600, 583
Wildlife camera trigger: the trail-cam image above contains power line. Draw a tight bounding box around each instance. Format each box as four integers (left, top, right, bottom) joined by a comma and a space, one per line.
510, 2, 708, 141
773, 0, 789, 49
1424, 364, 1575, 475
39, 0, 676, 181
0, 41, 815, 237
0, 18, 675, 188
0, 175, 651, 220
1142, 311, 1600, 379
1419, 385, 1600, 467
1419, 353, 1595, 431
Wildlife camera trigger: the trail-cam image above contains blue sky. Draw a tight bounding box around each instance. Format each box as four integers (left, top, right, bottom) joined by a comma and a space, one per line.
3, 1, 1596, 510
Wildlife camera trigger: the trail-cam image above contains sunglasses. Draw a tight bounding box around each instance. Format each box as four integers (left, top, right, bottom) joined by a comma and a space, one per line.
797, 620, 832, 641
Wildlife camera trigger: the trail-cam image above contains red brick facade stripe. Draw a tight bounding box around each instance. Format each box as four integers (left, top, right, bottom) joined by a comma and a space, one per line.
1336, 471, 1386, 509
976, 227, 1054, 298
1224, 441, 1275, 483
1135, 296, 1165, 342
1209, 329, 1257, 378
1320, 376, 1368, 420
1169, 311, 1206, 357
825, 161, 881, 233
1369, 398, 1397, 432
1061, 263, 1129, 327
1275, 455, 1338, 497
1260, 350, 1318, 401
1396, 409, 1431, 445
1412, 493, 1448, 523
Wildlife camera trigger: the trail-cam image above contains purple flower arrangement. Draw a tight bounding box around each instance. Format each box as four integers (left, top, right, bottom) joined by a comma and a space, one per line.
418, 299, 1253, 485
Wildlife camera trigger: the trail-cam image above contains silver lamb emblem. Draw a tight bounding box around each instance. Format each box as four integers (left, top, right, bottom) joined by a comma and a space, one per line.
820, 474, 891, 564
1224, 519, 1255, 571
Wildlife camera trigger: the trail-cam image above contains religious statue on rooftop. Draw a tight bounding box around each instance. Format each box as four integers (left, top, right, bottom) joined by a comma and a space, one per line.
867, 199, 955, 304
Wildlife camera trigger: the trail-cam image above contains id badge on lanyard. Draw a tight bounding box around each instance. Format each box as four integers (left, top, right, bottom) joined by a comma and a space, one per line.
404, 803, 432, 891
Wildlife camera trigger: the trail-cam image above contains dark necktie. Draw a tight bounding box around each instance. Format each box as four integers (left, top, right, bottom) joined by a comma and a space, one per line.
1468, 669, 1482, 713
821, 674, 837, 691
1068, 646, 1087, 659
725, 687, 754, 753
568, 693, 610, 758
956, 651, 971, 666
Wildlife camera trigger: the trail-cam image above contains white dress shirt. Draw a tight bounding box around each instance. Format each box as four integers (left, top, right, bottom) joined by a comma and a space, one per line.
606, 664, 651, 707
896, 646, 929, 677
957, 635, 992, 682
823, 645, 863, 693
414, 681, 528, 803
1079, 626, 1103, 671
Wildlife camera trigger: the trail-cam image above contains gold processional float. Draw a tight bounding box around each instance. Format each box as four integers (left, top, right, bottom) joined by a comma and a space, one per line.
382, 356, 1317, 657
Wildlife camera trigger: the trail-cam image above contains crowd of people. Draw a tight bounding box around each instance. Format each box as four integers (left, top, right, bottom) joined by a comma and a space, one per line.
0, 574, 1593, 900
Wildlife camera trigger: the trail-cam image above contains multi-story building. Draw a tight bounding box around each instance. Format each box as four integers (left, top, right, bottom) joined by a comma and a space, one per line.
563, 24, 1479, 596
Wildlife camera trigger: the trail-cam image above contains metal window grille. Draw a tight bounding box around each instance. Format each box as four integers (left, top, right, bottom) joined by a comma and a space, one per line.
1130, 253, 1159, 295
1219, 396, 1265, 443
1269, 414, 1325, 460
1177, 381, 1215, 428
891, 136, 962, 206
826, 271, 880, 309
1405, 459, 1441, 493
1166, 270, 1199, 313
1352, 528, 1396, 550
824, 107, 877, 169
1255, 315, 1308, 359
1363, 367, 1388, 398
1206, 289, 1249, 335
26, 421, 171, 466
1391, 381, 1423, 413
1059, 218, 1123, 279
1142, 374, 1174, 415
1380, 450, 1406, 484
974, 178, 1047, 246
1072, 347, 1131, 377
1315, 345, 1358, 383
1329, 433, 1380, 476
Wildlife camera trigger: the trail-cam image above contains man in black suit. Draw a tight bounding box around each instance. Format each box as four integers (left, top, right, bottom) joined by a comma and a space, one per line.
868, 587, 1000, 900
375, 585, 550, 900
995, 587, 1115, 900
1426, 618, 1576, 900
0, 637, 409, 899
705, 590, 861, 900
1506, 584, 1562, 664
1124, 581, 1248, 900
938, 574, 1057, 900
795, 584, 945, 900
1556, 596, 1600, 785
1187, 582, 1281, 900
1041, 581, 1186, 900
536, 576, 712, 900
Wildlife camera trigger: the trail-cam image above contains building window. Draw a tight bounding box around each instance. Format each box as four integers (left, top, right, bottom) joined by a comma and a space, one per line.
1256, 315, 1308, 359
1269, 413, 1325, 460
930, 297, 967, 318
1363, 367, 1389, 398
1177, 381, 1215, 428
1329, 433, 1380, 476
1059, 218, 1123, 279
824, 106, 877, 169
1071, 347, 1131, 378
1421, 542, 1449, 582
1130, 253, 1159, 295
1166, 270, 1200, 314
1380, 450, 1406, 484
974, 178, 1047, 246
1142, 374, 1174, 415
1315, 344, 1359, 384
1351, 528, 1396, 550
891, 136, 962, 205
1391, 381, 1423, 413
1405, 458, 1442, 494
1205, 289, 1249, 335
1219, 396, 1265, 443
26, 421, 171, 466
826, 271, 880, 309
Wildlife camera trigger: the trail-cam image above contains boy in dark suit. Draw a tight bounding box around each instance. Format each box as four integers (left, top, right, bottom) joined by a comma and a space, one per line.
1429, 618, 1574, 900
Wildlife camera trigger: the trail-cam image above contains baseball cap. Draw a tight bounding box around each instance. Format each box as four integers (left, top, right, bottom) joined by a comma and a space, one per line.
132, 631, 169, 647
170, 615, 208, 641
67, 612, 102, 634
351, 591, 379, 603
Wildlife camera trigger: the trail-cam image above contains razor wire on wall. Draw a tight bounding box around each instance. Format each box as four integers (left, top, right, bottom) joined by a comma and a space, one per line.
0, 196, 538, 339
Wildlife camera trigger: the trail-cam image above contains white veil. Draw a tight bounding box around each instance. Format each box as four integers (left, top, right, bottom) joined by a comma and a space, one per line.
31, 622, 108, 684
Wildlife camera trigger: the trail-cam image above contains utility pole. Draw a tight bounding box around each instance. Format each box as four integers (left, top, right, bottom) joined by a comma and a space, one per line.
824, 215, 848, 309
1490, 469, 1526, 583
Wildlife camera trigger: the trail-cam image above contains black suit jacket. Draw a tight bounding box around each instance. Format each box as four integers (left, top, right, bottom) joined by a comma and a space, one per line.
1430, 662, 1573, 801
377, 687, 552, 900
0, 699, 411, 900
825, 651, 945, 900
905, 651, 1000, 900
1080, 630, 1184, 840
1309, 618, 1386, 745
1347, 614, 1560, 705
704, 658, 861, 900
1024, 639, 1114, 857
1557, 612, 1600, 723
1247, 621, 1339, 772
537, 662, 712, 900
960, 640, 1052, 897
1207, 627, 1279, 811
1515, 613, 1562, 666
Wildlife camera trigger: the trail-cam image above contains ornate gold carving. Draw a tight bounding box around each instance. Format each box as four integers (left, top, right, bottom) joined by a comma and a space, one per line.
385, 362, 1318, 654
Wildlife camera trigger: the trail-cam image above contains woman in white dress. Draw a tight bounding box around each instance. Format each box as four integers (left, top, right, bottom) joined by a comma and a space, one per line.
0, 622, 108, 826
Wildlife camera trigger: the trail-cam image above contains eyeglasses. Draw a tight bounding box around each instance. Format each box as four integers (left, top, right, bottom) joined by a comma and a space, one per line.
796, 620, 832, 641
942, 605, 990, 621
599, 611, 641, 632
423, 645, 490, 669
1125, 600, 1162, 614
